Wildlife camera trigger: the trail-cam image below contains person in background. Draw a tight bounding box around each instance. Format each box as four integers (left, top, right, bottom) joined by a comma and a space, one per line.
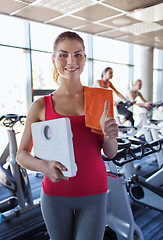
16, 31, 118, 240
126, 79, 152, 108
94, 67, 135, 126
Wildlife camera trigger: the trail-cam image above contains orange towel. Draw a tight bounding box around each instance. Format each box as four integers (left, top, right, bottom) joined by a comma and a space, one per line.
84, 86, 114, 135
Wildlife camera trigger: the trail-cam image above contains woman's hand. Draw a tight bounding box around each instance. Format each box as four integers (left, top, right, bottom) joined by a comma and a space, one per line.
100, 100, 119, 139
113, 101, 119, 106
144, 102, 152, 108
41, 160, 69, 183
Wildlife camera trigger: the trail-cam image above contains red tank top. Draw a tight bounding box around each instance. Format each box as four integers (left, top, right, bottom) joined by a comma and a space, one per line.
101, 79, 110, 88
42, 94, 108, 197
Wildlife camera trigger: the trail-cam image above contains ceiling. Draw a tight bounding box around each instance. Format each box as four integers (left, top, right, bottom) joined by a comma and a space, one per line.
0, 0, 163, 49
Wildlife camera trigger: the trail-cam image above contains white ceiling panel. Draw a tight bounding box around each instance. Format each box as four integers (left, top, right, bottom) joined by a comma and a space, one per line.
0, 0, 163, 49
100, 15, 140, 28
49, 16, 90, 29
34, 0, 96, 14
0, 0, 27, 14
141, 29, 163, 38
14, 5, 61, 22
74, 23, 110, 34
127, 3, 163, 22
103, 0, 163, 11
120, 22, 163, 35
97, 29, 128, 38
72, 4, 121, 22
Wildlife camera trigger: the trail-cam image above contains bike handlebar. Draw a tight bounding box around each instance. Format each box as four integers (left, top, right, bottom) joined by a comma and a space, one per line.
118, 101, 136, 109
103, 137, 163, 166
149, 119, 163, 124
139, 101, 163, 111
0, 114, 26, 128
117, 137, 131, 149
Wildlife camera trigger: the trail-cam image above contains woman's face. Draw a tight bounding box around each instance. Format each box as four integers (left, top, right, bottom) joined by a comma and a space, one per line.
53, 39, 86, 81
104, 69, 113, 80
135, 80, 142, 90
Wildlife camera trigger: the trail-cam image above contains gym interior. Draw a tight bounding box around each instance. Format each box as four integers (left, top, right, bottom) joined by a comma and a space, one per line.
0, 1, 163, 240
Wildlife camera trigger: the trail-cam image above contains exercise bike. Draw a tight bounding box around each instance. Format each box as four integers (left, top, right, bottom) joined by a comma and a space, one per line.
124, 138, 163, 212
134, 101, 163, 138
142, 119, 163, 169
114, 100, 136, 128
0, 197, 18, 223
103, 138, 143, 240
0, 114, 39, 222
131, 104, 163, 169
110, 137, 163, 210
118, 105, 163, 171
103, 137, 163, 240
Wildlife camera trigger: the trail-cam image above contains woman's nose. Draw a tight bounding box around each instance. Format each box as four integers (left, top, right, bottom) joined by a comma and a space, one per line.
67, 54, 75, 65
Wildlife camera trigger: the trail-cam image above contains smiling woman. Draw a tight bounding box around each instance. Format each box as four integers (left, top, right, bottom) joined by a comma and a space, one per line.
16, 31, 118, 240
52, 31, 86, 85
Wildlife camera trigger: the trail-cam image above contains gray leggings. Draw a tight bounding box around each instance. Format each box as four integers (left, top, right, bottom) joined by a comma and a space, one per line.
41, 190, 107, 240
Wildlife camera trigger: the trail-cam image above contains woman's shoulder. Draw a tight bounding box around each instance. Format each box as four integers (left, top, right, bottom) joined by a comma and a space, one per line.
32, 97, 45, 108
95, 79, 101, 84
128, 89, 134, 94
93, 79, 101, 87
28, 97, 45, 121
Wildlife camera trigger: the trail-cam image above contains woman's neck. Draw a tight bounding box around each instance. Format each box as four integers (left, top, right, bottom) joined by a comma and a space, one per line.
103, 78, 110, 82
57, 81, 83, 96
133, 87, 138, 93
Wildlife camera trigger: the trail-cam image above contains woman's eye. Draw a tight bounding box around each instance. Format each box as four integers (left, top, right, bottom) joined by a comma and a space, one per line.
75, 53, 82, 57
60, 54, 67, 58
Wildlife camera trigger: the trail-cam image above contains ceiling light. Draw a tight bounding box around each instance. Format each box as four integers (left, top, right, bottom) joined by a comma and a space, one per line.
112, 18, 131, 25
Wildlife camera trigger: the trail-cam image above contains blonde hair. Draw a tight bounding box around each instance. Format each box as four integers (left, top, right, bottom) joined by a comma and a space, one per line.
52, 31, 85, 85
130, 79, 142, 89
52, 64, 60, 85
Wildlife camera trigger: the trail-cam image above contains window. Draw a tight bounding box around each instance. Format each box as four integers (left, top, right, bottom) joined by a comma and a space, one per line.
30, 22, 64, 52
0, 14, 27, 48
0, 46, 27, 115
153, 48, 163, 101
32, 51, 57, 90
93, 36, 129, 64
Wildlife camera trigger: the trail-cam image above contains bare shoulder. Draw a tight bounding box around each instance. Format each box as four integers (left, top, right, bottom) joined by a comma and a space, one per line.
27, 97, 45, 124
32, 97, 44, 109
94, 79, 101, 87
128, 90, 133, 95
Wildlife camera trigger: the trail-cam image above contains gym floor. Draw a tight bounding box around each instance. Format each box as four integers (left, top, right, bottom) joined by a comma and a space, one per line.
0, 157, 162, 240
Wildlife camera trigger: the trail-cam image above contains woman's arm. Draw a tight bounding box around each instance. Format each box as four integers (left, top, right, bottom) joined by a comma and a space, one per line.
110, 82, 128, 102
139, 93, 152, 107
16, 98, 68, 183
128, 90, 151, 107
100, 100, 118, 159
127, 90, 145, 106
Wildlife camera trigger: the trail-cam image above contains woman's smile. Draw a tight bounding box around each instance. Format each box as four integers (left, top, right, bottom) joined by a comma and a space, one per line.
65, 67, 79, 72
